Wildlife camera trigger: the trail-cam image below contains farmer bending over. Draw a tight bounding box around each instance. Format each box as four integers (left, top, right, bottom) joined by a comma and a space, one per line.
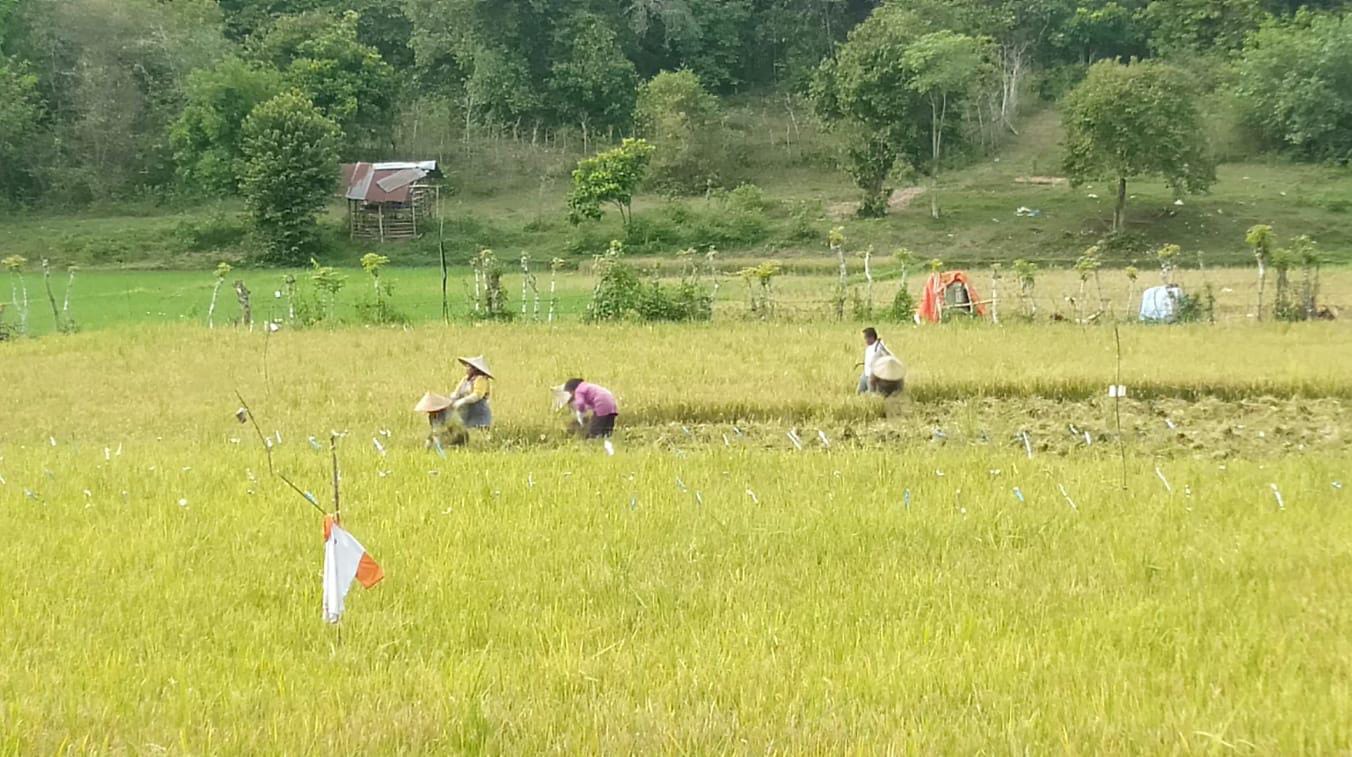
562, 378, 619, 438
857, 326, 906, 398
450, 355, 494, 429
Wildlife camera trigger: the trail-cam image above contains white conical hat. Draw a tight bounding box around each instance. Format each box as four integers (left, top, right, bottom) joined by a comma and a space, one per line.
872, 355, 907, 382
456, 355, 494, 378
413, 392, 453, 413
550, 385, 572, 412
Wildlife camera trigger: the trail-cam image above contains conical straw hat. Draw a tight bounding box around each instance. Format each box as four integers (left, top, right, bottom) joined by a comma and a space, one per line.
413, 391, 453, 413
872, 355, 907, 382
457, 355, 494, 378
550, 385, 572, 412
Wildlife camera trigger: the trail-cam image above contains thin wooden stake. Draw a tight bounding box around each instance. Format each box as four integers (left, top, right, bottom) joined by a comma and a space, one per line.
1113, 323, 1127, 490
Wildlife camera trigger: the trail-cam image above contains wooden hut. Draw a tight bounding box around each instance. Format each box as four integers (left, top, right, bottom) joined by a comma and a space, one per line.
341, 161, 442, 241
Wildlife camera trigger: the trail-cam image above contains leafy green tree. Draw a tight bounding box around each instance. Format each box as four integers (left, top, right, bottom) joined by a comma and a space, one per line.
171, 59, 284, 195
810, 6, 927, 216
239, 91, 340, 265
813, 8, 989, 219
567, 138, 655, 228
635, 69, 724, 194
1139, 0, 1266, 56
1237, 12, 1352, 162
901, 30, 992, 219
0, 59, 43, 203
1061, 60, 1215, 232
251, 11, 396, 149
548, 16, 638, 149
3, 0, 228, 201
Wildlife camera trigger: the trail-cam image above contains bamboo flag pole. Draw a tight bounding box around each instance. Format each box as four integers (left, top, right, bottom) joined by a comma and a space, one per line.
438, 192, 449, 325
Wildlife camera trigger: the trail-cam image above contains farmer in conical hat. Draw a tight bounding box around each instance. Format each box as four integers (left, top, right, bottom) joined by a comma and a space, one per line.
412, 391, 459, 449
450, 355, 494, 429
560, 377, 619, 439
870, 354, 907, 398
857, 326, 893, 394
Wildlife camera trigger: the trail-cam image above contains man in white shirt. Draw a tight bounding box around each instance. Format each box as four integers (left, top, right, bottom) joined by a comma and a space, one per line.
858, 326, 891, 394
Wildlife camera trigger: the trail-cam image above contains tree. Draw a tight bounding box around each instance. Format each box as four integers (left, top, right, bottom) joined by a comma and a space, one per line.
0, 59, 43, 203
3, 0, 229, 202
635, 69, 724, 194
1061, 60, 1215, 232
567, 138, 655, 228
239, 91, 340, 265
810, 6, 928, 216
1237, 12, 1352, 162
901, 30, 991, 218
1139, 0, 1266, 56
548, 16, 638, 150
813, 8, 991, 218
251, 11, 396, 150
171, 59, 284, 195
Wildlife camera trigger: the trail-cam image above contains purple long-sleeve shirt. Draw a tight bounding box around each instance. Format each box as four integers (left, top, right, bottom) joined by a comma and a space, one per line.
572, 382, 618, 416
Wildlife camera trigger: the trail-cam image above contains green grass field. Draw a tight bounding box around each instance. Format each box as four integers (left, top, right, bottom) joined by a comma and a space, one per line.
2, 323, 1350, 751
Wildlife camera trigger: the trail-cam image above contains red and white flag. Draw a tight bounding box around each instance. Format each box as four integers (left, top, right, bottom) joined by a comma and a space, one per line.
322, 515, 383, 623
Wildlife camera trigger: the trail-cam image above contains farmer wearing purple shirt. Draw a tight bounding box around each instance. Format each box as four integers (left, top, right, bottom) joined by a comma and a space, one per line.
564, 378, 619, 439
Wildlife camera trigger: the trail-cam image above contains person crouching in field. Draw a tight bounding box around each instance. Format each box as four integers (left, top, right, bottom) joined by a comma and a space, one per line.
413, 355, 494, 450
857, 327, 906, 398
450, 355, 494, 429
562, 378, 619, 438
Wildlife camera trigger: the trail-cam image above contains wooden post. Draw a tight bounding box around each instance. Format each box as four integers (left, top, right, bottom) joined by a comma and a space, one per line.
377, 204, 385, 243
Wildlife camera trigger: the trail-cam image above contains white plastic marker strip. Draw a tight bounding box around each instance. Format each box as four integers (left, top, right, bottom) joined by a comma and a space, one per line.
309, 436, 323, 451
274, 431, 283, 445
629, 496, 638, 510
722, 434, 730, 447
1269, 483, 1286, 511
24, 488, 39, 500
432, 436, 446, 459
681, 425, 692, 436
817, 430, 831, 449
1155, 465, 1173, 494
1083, 431, 1092, 446
903, 489, 912, 510
49, 436, 57, 447
104, 447, 111, 461
675, 477, 687, 491
303, 491, 318, 505
1012, 487, 1025, 503
603, 439, 615, 456
786, 431, 804, 450
1333, 480, 1344, 491
177, 498, 189, 508
1165, 418, 1177, 430
732, 425, 744, 436
372, 437, 386, 456
694, 491, 704, 506
526, 474, 534, 488
0, 473, 5, 485
1057, 484, 1079, 512
746, 488, 760, 504
1021, 431, 1034, 459
1108, 384, 1127, 398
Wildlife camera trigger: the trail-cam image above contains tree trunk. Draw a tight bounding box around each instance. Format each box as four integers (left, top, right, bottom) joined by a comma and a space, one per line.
208, 278, 223, 328
1113, 177, 1127, 232
233, 280, 252, 329
41, 259, 62, 332
1255, 258, 1266, 321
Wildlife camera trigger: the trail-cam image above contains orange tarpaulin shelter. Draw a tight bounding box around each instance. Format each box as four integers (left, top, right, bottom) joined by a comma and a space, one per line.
916, 271, 988, 323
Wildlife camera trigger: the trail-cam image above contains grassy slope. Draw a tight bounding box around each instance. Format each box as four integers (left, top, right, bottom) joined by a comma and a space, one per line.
2, 104, 1350, 271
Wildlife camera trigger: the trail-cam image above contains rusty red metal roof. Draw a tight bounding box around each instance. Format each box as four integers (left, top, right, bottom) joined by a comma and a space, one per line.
341, 161, 439, 203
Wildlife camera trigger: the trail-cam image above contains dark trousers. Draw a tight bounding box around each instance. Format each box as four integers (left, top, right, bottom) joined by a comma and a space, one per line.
587, 413, 618, 438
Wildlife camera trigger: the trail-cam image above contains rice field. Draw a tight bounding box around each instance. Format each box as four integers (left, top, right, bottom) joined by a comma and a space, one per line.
2, 321, 1350, 751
